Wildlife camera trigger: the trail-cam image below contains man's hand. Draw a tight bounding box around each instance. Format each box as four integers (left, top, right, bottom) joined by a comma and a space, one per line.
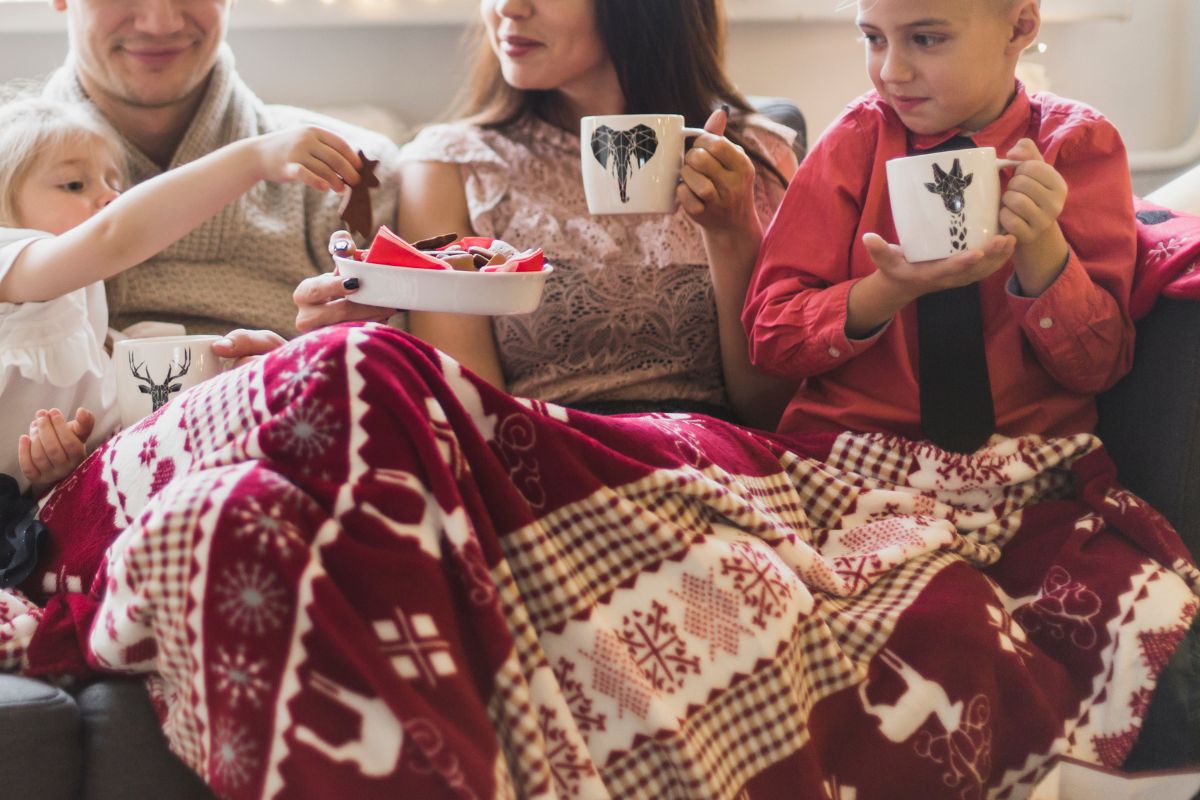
18, 407, 94, 489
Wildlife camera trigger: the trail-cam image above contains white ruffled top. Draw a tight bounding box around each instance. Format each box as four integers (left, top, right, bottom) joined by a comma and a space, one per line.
0, 228, 118, 491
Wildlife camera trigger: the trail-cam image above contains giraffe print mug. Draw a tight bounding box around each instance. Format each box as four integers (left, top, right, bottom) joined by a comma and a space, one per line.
113, 335, 229, 428
886, 147, 1020, 263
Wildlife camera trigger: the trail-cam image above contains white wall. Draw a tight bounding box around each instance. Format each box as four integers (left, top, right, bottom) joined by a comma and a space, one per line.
0, 0, 1196, 194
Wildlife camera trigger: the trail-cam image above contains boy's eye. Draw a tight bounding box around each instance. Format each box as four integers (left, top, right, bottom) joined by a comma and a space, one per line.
859, 33, 884, 47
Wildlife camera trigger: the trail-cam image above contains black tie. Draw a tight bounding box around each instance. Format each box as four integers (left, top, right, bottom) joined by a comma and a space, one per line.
912, 135, 995, 453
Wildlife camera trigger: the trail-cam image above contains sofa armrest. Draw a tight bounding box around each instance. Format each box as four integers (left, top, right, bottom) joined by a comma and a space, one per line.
1097, 298, 1200, 555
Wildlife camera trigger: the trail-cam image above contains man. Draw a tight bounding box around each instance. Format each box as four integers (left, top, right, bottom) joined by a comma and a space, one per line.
41, 0, 402, 338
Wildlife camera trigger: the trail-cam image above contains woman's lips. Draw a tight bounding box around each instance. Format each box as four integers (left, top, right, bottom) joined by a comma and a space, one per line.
499, 36, 544, 58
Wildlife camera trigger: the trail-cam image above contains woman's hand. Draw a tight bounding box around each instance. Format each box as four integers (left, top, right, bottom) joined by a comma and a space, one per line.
18, 407, 93, 489
252, 126, 363, 194
213, 329, 287, 366
677, 108, 760, 237
293, 273, 395, 333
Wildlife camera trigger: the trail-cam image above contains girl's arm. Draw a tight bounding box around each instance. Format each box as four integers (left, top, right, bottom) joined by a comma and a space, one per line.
680, 109, 799, 430
396, 160, 506, 389
0, 126, 362, 303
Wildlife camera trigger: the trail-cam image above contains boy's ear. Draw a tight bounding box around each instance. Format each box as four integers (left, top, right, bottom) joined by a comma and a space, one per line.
1006, 0, 1041, 55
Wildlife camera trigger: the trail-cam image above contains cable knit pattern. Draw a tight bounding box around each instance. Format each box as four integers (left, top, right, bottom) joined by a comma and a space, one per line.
43, 46, 402, 336
400, 115, 795, 406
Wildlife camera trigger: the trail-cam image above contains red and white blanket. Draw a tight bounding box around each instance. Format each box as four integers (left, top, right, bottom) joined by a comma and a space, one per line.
0, 322, 1197, 800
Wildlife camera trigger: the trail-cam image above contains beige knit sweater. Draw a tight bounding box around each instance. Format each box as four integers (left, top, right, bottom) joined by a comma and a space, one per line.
45, 46, 402, 337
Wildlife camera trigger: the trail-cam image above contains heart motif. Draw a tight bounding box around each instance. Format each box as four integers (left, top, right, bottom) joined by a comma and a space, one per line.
590, 124, 659, 203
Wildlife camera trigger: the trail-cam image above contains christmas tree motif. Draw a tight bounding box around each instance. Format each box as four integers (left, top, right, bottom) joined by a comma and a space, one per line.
553, 658, 607, 738
1139, 627, 1185, 675
617, 600, 701, 692
670, 569, 752, 661
538, 705, 596, 796
1091, 726, 1140, 768
373, 607, 457, 687
581, 629, 656, 719
722, 539, 794, 629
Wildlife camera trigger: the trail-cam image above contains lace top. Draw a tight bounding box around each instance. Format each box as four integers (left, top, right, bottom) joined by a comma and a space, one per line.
399, 115, 795, 407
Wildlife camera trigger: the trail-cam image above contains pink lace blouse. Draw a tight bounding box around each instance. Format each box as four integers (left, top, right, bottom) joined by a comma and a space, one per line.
399, 115, 796, 407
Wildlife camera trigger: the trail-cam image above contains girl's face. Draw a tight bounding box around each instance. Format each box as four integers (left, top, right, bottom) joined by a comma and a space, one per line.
481, 0, 623, 116
15, 135, 123, 235
857, 0, 1031, 135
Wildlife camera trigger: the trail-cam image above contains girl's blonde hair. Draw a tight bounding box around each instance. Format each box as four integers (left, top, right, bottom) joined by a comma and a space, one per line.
0, 95, 125, 228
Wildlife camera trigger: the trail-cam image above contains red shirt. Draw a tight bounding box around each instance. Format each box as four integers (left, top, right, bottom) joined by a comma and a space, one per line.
743, 86, 1136, 439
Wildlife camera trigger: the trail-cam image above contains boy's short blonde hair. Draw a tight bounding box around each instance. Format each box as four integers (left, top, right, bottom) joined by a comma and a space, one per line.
0, 95, 125, 228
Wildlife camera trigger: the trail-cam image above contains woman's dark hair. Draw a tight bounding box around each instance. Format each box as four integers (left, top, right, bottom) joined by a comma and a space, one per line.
452, 0, 788, 187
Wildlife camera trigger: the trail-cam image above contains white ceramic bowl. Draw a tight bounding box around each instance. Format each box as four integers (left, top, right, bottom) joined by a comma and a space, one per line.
334, 255, 553, 315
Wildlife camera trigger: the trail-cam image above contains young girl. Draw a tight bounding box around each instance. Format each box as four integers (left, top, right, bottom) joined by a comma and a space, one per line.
0, 96, 365, 494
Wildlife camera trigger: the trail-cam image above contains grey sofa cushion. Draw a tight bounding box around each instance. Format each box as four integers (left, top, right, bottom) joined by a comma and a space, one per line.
0, 673, 80, 799
1097, 297, 1200, 553
76, 679, 215, 800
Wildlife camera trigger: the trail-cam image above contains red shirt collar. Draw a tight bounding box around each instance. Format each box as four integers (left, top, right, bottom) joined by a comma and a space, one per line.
908, 81, 1030, 153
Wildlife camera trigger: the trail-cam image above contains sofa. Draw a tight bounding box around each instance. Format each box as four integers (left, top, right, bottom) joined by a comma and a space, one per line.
0, 103, 1196, 800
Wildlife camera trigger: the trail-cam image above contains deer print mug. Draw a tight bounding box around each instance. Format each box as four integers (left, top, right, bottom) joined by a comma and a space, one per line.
113, 335, 228, 428
580, 114, 706, 215
885, 147, 1020, 263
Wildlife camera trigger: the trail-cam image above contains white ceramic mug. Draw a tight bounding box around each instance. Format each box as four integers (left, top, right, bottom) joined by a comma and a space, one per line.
580, 113, 706, 214
886, 146, 1020, 263
114, 335, 226, 427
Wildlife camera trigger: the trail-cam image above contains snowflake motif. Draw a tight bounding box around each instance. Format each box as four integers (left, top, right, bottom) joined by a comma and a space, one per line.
212, 644, 271, 710
914, 694, 992, 800
210, 717, 259, 791
1129, 686, 1155, 719
267, 401, 340, 461
553, 658, 606, 738
832, 553, 889, 595
721, 540, 793, 629
540, 705, 596, 796
215, 562, 289, 635
617, 600, 701, 692
1012, 566, 1101, 650
272, 346, 333, 401
1146, 235, 1191, 265
229, 495, 305, 557
138, 435, 159, 466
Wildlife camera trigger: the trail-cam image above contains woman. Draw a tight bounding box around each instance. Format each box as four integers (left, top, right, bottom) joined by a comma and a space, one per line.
295, 0, 800, 429
10, 1, 1197, 798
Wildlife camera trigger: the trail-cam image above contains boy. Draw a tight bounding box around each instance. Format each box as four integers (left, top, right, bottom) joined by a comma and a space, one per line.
741, 0, 1137, 453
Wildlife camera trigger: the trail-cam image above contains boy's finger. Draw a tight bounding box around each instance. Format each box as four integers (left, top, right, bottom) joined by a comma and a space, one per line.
1005, 138, 1043, 162
862, 233, 903, 268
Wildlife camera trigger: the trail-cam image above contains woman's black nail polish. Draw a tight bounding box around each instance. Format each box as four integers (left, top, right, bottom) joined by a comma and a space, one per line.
342, 277, 360, 290
721, 103, 730, 115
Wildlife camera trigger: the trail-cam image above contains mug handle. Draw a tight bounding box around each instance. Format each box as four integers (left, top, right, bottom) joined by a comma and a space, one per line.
683, 126, 708, 139
997, 159, 1022, 169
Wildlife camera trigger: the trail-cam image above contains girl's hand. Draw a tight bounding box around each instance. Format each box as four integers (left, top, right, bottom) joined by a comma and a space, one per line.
18, 407, 94, 488
677, 108, 760, 236
1001, 139, 1068, 246
254, 126, 362, 194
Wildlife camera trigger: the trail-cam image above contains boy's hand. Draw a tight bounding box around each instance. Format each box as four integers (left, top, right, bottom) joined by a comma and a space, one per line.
1000, 139, 1068, 245
18, 407, 94, 488
256, 126, 362, 194
678, 108, 760, 236
863, 232, 1016, 296
1001, 138, 1071, 295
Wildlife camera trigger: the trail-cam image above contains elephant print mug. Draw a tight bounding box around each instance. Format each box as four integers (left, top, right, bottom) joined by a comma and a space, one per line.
580, 114, 706, 215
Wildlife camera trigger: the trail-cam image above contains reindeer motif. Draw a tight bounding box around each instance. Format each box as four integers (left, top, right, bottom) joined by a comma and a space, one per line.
128, 350, 191, 412
925, 158, 974, 253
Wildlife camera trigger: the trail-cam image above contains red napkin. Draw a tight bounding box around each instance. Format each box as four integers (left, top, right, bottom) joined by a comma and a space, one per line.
363, 226, 450, 270
479, 248, 545, 273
